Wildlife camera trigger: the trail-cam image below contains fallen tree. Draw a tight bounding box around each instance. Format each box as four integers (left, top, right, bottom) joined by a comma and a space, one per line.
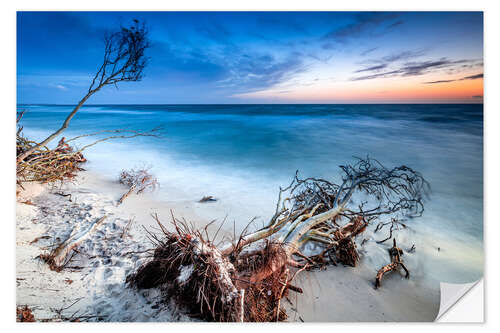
16, 133, 87, 184
16, 127, 161, 185
127, 157, 430, 322
16, 20, 155, 187
16, 20, 150, 165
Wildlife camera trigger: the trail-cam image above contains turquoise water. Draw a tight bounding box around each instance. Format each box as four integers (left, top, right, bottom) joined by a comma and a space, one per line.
18, 103, 483, 285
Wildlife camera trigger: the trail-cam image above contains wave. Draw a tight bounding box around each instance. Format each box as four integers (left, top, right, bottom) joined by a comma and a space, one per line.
18, 103, 484, 286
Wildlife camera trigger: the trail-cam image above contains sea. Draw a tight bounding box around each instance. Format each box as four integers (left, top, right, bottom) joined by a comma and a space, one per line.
17, 103, 484, 287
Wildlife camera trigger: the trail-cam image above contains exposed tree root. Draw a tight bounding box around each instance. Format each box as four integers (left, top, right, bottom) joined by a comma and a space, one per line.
127, 157, 429, 321
17, 108, 162, 187
126, 217, 246, 321
375, 238, 410, 289
16, 136, 87, 184
127, 213, 372, 321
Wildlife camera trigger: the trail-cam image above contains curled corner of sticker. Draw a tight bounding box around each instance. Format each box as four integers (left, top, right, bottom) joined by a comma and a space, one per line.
436, 279, 483, 322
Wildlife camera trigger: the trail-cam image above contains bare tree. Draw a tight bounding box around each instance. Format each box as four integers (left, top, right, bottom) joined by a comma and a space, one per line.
17, 20, 150, 164
128, 156, 430, 321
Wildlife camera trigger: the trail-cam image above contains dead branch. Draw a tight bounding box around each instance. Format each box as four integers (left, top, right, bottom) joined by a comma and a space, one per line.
117, 167, 159, 204
37, 298, 106, 322
120, 217, 135, 239
199, 196, 217, 203
127, 157, 429, 321
375, 238, 410, 289
118, 185, 137, 205
54, 192, 72, 202
17, 20, 150, 164
17, 128, 161, 185
41, 216, 107, 271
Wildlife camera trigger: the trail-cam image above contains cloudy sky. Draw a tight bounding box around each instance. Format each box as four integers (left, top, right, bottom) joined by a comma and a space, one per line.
17, 11, 483, 104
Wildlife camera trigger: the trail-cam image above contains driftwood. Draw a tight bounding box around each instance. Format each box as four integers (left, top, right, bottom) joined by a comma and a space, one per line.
375, 238, 410, 289
54, 192, 72, 202
41, 216, 107, 271
117, 168, 159, 205
199, 196, 217, 203
118, 184, 137, 205
128, 157, 429, 322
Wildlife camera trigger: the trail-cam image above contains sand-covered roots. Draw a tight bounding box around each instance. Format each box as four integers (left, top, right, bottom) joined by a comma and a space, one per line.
375, 238, 410, 289
234, 241, 292, 321
126, 214, 368, 322
126, 219, 243, 322
17, 136, 87, 184
127, 157, 429, 321
126, 219, 294, 322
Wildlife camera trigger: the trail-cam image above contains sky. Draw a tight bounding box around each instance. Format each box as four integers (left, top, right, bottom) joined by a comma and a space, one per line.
17, 11, 483, 104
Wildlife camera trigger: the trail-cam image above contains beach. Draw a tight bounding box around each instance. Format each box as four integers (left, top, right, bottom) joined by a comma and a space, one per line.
16, 171, 197, 321
17, 170, 440, 322
15, 103, 484, 322
15, 10, 485, 323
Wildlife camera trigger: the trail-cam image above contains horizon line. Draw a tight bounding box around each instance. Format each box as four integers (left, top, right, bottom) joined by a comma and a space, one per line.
17, 102, 484, 106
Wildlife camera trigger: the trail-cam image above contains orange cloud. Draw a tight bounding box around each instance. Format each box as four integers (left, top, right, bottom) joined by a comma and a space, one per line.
238, 75, 483, 103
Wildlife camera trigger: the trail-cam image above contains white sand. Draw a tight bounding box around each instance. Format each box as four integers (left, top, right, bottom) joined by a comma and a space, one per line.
16, 170, 440, 322
15, 173, 193, 322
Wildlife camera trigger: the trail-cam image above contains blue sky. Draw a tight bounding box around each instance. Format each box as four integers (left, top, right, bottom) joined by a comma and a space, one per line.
17, 11, 483, 104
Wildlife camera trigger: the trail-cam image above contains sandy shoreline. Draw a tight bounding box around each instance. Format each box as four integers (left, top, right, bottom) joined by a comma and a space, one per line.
16, 170, 440, 322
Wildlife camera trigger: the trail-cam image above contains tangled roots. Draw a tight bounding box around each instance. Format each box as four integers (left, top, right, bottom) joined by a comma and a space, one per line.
234, 241, 290, 321
17, 137, 86, 184
127, 220, 293, 322
127, 231, 243, 321
335, 238, 359, 267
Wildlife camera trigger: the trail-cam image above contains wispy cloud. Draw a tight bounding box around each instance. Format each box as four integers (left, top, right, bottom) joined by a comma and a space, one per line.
400, 59, 462, 76
360, 47, 378, 56
196, 22, 232, 44
387, 20, 404, 29
376, 49, 426, 63
353, 49, 427, 75
323, 12, 400, 43
351, 58, 477, 81
215, 53, 307, 91
422, 79, 455, 84
423, 73, 483, 84
462, 73, 484, 80
354, 64, 387, 73
17, 12, 484, 103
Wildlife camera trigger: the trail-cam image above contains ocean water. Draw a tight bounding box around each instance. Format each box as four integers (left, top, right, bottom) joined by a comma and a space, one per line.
17, 104, 483, 286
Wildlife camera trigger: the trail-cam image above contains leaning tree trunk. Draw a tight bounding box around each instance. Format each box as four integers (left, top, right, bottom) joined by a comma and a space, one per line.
17, 20, 150, 165
16, 94, 93, 164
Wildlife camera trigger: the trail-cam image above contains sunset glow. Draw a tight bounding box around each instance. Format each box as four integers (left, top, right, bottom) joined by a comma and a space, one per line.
17, 12, 483, 104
